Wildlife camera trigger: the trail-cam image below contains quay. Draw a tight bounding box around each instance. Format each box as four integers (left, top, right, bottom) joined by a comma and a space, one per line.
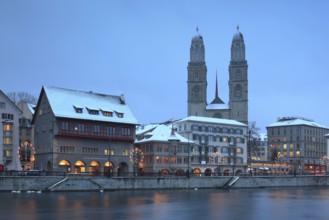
1, 174, 329, 192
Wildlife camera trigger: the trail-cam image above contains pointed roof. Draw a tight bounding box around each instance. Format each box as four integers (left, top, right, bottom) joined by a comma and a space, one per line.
210, 71, 225, 104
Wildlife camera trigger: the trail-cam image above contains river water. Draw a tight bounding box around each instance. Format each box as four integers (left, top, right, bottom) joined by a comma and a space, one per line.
1, 187, 329, 220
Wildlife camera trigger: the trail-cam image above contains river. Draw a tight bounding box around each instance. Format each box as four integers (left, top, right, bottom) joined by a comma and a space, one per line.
1, 187, 329, 220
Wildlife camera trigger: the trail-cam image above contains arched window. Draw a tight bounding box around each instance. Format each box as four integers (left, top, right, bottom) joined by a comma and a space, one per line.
192, 86, 200, 101
234, 84, 242, 100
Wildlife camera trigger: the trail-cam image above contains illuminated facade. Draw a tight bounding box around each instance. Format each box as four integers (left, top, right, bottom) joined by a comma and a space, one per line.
32, 86, 138, 174
0, 90, 21, 171
267, 117, 329, 174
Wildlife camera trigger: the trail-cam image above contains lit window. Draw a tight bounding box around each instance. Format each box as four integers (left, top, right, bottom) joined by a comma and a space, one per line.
102, 111, 113, 117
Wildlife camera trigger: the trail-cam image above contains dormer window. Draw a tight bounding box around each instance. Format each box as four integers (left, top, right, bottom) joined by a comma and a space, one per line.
86, 108, 99, 115
101, 110, 113, 117
73, 105, 83, 114
115, 111, 124, 118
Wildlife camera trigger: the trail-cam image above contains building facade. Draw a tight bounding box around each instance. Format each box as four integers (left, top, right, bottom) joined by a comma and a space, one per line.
176, 116, 248, 175
187, 27, 248, 125
0, 90, 22, 171
17, 101, 36, 170
135, 121, 191, 176
267, 117, 329, 174
32, 86, 138, 175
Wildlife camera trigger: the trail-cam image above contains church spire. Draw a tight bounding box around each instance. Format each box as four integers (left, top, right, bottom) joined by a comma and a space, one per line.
210, 70, 224, 104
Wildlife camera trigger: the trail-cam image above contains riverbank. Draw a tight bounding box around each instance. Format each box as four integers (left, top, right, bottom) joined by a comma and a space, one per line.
2, 174, 329, 192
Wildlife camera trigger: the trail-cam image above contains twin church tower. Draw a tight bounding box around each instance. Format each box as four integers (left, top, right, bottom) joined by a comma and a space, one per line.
187, 26, 248, 125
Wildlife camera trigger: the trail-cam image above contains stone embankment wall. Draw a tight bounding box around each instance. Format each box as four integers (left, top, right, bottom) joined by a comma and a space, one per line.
1, 175, 329, 192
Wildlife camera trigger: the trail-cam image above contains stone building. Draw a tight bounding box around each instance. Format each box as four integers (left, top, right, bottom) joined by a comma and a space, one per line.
176, 116, 248, 175
32, 86, 138, 174
0, 90, 22, 171
187, 26, 248, 125
267, 117, 329, 174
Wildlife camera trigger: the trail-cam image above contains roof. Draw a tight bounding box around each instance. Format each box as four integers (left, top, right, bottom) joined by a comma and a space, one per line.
267, 117, 329, 129
177, 116, 247, 127
206, 103, 229, 110
36, 86, 138, 125
135, 123, 191, 144
27, 103, 36, 114
0, 90, 22, 114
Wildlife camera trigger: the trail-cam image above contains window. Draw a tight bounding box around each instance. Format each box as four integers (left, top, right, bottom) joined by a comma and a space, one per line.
122, 149, 128, 156
82, 147, 99, 155
88, 109, 99, 115
102, 111, 113, 117
221, 147, 228, 153
61, 122, 69, 131
93, 125, 100, 133
3, 137, 12, 144
73, 106, 83, 113
0, 102, 5, 109
2, 113, 14, 120
60, 146, 75, 153
115, 112, 124, 118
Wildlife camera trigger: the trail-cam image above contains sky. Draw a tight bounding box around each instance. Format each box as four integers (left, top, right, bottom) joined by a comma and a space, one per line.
1, 0, 329, 133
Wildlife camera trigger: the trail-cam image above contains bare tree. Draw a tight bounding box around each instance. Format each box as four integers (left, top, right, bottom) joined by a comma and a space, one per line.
247, 121, 260, 162
6, 92, 37, 104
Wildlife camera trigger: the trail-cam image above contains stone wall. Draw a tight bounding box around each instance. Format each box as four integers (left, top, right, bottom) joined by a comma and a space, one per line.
1, 175, 329, 192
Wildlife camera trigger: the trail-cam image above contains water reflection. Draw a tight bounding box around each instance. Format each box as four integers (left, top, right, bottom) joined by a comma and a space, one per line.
2, 187, 329, 220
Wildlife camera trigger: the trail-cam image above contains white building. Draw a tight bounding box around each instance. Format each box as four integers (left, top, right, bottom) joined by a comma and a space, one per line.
176, 116, 248, 175
0, 90, 22, 171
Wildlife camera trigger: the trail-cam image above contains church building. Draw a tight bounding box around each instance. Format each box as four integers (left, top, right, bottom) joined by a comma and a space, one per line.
187, 26, 248, 125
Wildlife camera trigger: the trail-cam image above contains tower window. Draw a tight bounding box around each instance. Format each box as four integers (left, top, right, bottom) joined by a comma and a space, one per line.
192, 86, 200, 101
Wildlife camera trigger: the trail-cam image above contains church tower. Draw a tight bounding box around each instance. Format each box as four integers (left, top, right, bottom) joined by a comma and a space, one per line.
229, 26, 248, 125
187, 27, 207, 117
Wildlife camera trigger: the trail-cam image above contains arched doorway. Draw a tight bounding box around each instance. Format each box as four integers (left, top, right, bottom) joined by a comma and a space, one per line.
58, 160, 71, 173
89, 161, 101, 175
74, 160, 86, 174
193, 168, 201, 176
117, 162, 128, 177
223, 169, 230, 176
175, 169, 184, 176
160, 169, 170, 176
104, 161, 114, 177
235, 169, 243, 176
205, 168, 212, 176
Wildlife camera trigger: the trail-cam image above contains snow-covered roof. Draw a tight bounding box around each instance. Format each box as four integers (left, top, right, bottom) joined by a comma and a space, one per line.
43, 86, 138, 125
135, 123, 191, 144
267, 117, 329, 129
27, 103, 36, 114
178, 116, 247, 127
206, 103, 229, 110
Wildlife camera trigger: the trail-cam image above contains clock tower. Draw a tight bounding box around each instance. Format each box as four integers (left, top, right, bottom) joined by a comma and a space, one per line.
228, 26, 248, 125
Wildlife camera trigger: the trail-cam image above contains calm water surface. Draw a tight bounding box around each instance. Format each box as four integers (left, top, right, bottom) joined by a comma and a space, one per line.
1, 187, 329, 220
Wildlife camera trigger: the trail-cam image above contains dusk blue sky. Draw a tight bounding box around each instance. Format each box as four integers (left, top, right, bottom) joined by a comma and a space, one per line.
1, 1, 328, 132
